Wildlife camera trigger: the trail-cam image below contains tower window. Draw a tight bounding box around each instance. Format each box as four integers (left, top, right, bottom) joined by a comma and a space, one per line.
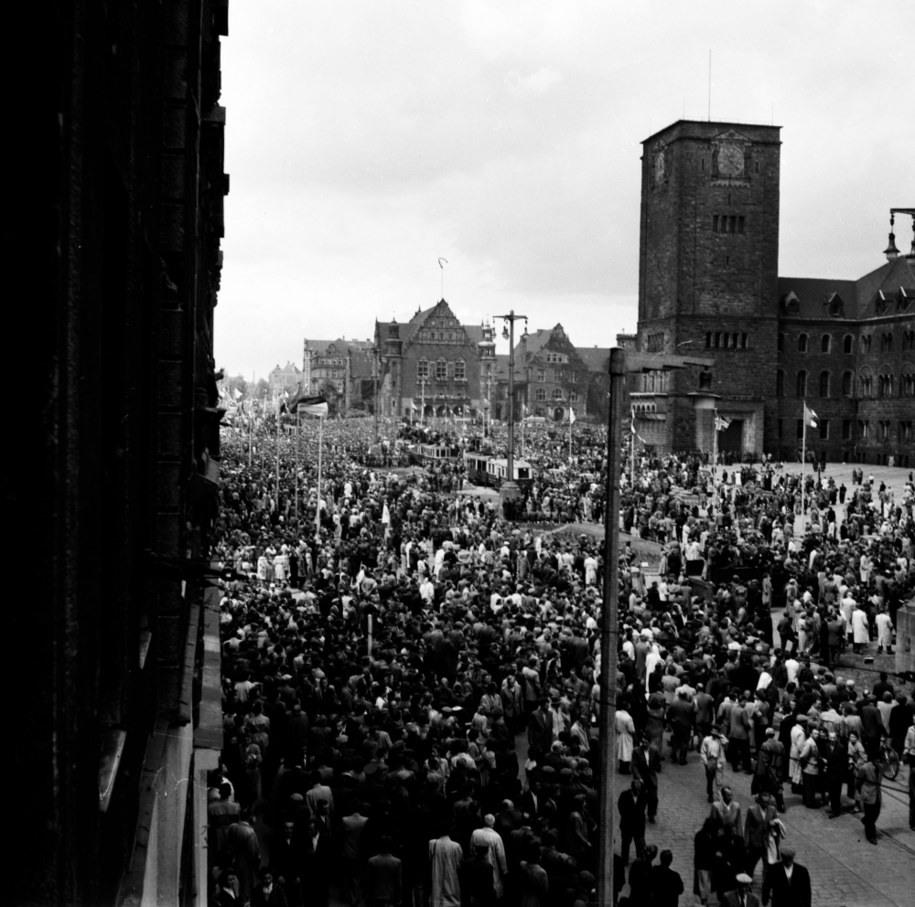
798, 333, 808, 353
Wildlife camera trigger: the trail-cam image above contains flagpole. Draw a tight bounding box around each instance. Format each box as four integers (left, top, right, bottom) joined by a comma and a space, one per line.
568, 406, 573, 465
520, 412, 525, 458
275, 397, 281, 510
294, 407, 301, 521
248, 404, 253, 468
315, 414, 323, 543
712, 408, 719, 480
800, 401, 807, 529
630, 404, 636, 485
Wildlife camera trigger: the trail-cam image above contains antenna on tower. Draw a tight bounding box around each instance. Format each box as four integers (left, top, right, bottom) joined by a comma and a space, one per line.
438, 257, 448, 300
707, 50, 712, 121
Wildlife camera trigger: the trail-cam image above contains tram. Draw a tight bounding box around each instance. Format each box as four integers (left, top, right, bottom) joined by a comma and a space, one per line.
463, 452, 533, 489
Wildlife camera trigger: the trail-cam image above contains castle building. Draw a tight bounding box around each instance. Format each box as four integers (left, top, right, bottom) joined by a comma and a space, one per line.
374, 299, 496, 419
633, 119, 915, 466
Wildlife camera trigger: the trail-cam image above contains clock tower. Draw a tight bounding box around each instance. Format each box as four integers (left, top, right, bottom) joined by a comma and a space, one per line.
634, 119, 782, 455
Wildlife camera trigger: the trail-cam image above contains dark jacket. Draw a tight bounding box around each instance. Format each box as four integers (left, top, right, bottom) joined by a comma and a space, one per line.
762, 861, 811, 907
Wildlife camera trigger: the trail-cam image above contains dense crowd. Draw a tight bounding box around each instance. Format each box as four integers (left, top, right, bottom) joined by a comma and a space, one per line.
209, 415, 915, 907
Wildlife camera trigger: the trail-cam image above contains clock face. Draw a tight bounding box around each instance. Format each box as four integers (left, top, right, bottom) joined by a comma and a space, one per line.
654, 150, 666, 184
718, 142, 744, 178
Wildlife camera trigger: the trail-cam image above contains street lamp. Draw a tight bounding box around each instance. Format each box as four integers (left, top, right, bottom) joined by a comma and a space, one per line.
494, 310, 527, 509
598, 348, 716, 907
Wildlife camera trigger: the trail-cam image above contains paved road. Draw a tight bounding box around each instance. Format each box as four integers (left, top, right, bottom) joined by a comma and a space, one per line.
614, 735, 915, 906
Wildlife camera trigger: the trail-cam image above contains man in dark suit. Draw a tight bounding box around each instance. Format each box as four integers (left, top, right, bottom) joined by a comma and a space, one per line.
762, 847, 811, 907
527, 698, 553, 754
744, 793, 776, 881
631, 734, 662, 823
617, 778, 648, 866
365, 836, 403, 907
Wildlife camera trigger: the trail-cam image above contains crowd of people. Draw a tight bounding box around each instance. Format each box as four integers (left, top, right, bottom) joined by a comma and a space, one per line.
209, 413, 915, 907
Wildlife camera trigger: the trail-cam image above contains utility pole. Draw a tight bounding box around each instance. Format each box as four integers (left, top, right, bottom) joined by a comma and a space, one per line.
494, 310, 527, 508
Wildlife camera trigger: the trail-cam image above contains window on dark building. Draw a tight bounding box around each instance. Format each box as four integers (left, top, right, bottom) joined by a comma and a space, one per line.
819, 371, 830, 398
818, 420, 829, 441
842, 420, 852, 441
417, 358, 429, 379
796, 419, 804, 440
454, 359, 466, 381
843, 334, 853, 354
841, 370, 853, 396
821, 334, 831, 353
860, 334, 872, 353
881, 333, 893, 353
435, 358, 447, 381
777, 332, 785, 352
776, 370, 784, 397
798, 333, 808, 353
796, 370, 808, 397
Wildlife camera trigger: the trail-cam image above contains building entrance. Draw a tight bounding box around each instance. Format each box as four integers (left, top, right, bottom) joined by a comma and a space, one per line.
719, 419, 744, 454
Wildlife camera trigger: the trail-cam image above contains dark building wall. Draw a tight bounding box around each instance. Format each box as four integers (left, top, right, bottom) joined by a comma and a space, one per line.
10, 2, 227, 904
636, 120, 781, 455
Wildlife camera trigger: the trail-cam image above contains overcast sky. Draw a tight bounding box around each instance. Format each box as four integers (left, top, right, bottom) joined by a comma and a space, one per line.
216, 0, 913, 380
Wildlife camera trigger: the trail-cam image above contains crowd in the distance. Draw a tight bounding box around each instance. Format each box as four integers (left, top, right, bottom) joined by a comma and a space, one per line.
208, 414, 915, 907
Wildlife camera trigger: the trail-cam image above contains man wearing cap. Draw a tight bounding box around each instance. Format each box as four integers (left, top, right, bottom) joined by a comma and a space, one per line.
762, 847, 810, 907
722, 872, 761, 907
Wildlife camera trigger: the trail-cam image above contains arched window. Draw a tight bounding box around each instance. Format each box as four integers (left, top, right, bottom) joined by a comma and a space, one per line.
903, 330, 915, 351
775, 370, 784, 397
535, 387, 546, 402
903, 371, 915, 397
821, 334, 831, 353
843, 334, 854, 354
841, 370, 853, 396
798, 333, 808, 353
819, 371, 830, 398
881, 333, 893, 353
551, 388, 564, 400
878, 373, 893, 398
859, 369, 873, 397
796, 370, 808, 397
860, 333, 872, 353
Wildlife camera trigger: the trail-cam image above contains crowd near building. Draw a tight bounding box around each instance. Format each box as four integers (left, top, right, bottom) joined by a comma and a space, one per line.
15, 7, 915, 902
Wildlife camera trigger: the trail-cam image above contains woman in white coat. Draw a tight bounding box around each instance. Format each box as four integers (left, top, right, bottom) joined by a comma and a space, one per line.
851, 603, 870, 654
615, 698, 636, 773
789, 717, 808, 792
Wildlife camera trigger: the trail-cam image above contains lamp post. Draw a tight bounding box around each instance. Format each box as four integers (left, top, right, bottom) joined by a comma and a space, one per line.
597, 348, 717, 907
494, 310, 527, 508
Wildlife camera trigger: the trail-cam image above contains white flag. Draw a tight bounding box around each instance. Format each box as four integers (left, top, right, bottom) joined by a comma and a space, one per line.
569, 406, 576, 424
804, 403, 818, 428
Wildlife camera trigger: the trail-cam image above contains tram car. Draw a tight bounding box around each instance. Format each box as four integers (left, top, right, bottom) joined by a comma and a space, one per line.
463, 452, 533, 489
409, 442, 462, 466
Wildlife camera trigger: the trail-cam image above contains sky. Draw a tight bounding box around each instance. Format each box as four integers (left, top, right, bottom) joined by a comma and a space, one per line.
216, 0, 914, 380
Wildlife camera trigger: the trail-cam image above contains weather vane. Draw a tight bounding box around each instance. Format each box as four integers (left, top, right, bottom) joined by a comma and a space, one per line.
438, 257, 448, 299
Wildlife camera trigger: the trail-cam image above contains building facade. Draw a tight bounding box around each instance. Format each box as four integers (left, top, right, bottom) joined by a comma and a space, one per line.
13, 2, 228, 904
490, 324, 610, 423
633, 119, 915, 465
375, 299, 496, 419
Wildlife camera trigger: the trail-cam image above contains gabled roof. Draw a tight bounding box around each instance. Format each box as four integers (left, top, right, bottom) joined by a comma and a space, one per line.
778, 255, 915, 320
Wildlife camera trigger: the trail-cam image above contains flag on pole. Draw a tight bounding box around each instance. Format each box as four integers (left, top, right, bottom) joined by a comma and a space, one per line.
714, 413, 731, 431
804, 403, 818, 428
569, 406, 576, 424
288, 393, 329, 418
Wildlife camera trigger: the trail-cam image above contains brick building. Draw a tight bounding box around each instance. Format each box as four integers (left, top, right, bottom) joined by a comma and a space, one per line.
12, 2, 228, 904
374, 299, 496, 419
491, 324, 611, 423
633, 119, 915, 465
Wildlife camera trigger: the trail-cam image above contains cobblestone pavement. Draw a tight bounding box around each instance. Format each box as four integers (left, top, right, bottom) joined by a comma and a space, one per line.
616, 737, 915, 906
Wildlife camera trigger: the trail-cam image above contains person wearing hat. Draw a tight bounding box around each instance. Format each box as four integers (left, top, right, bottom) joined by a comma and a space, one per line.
762, 847, 811, 907
722, 872, 760, 907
